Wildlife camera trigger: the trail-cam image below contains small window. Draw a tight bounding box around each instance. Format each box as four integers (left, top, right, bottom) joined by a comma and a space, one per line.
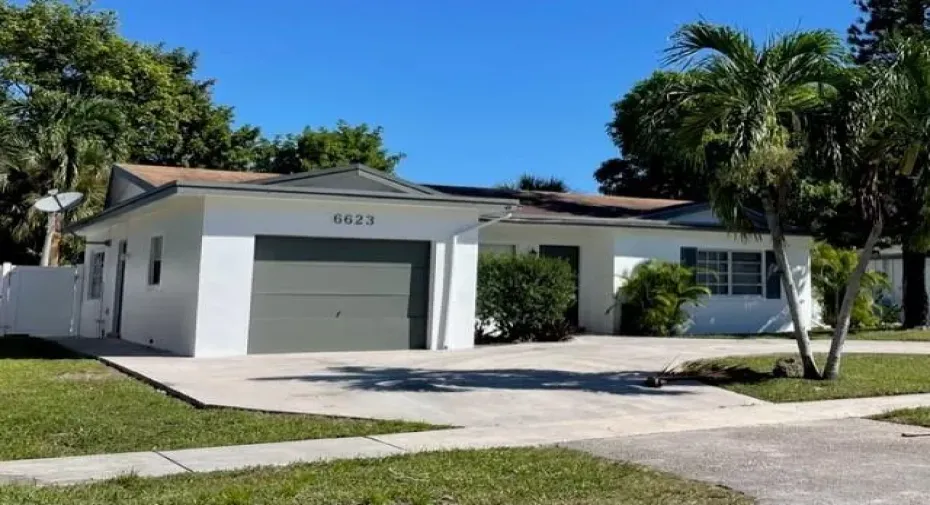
479, 243, 517, 256
696, 250, 729, 295
148, 236, 163, 286
695, 250, 763, 296
87, 251, 105, 300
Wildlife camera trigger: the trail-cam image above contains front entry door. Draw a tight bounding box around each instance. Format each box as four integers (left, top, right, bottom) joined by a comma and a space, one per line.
111, 240, 127, 338
538, 245, 580, 327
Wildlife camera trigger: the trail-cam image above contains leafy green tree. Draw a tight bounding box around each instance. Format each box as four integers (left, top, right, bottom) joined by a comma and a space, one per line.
498, 174, 570, 192
596, 71, 709, 199
0, 0, 260, 169
0, 1, 405, 263
615, 260, 710, 336
658, 23, 846, 378
0, 91, 123, 263
256, 121, 405, 174
848, 0, 930, 328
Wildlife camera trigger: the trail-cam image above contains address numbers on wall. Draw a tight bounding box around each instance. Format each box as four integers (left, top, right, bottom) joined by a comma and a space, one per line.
333, 213, 375, 226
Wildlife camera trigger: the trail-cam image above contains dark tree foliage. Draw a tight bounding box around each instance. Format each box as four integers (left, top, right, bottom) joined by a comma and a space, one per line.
849, 0, 930, 62
499, 174, 570, 192
595, 71, 710, 200
849, 0, 930, 327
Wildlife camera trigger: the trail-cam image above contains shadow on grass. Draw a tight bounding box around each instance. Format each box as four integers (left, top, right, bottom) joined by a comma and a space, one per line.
0, 336, 78, 360
675, 361, 775, 387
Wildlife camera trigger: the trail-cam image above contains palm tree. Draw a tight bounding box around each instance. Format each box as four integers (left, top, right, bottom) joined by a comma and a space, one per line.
617, 260, 711, 336
6, 91, 123, 264
659, 23, 845, 378
813, 37, 930, 378
18, 90, 123, 190
811, 242, 891, 328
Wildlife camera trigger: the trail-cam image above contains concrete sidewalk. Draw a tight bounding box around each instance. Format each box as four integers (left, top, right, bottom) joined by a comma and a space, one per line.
4, 392, 930, 486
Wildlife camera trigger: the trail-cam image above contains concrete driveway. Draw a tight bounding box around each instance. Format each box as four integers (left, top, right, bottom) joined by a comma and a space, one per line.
58, 336, 930, 427
566, 418, 930, 505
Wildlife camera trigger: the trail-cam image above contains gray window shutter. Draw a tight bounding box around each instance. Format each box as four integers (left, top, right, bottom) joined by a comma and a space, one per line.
680, 247, 697, 267
680, 247, 698, 283
765, 250, 781, 299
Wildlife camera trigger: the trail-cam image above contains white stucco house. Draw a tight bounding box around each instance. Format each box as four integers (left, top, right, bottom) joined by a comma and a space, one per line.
70, 163, 814, 357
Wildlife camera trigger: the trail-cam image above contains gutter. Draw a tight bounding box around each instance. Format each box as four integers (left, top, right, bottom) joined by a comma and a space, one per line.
437, 209, 514, 350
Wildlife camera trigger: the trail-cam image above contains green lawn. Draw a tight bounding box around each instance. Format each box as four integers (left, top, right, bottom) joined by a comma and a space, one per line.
680, 353, 930, 402
0, 447, 752, 505
688, 329, 930, 341
830, 329, 930, 341
872, 407, 930, 428
0, 337, 432, 461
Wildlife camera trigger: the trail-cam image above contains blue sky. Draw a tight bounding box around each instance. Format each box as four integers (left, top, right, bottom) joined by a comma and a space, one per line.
97, 0, 856, 192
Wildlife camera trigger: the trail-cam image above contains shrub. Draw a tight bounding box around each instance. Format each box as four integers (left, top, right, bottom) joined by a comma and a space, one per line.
476, 253, 576, 342
811, 242, 891, 329
614, 260, 710, 336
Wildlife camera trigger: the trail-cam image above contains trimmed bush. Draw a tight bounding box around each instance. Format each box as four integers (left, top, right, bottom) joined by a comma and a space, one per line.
476, 253, 576, 342
615, 260, 709, 336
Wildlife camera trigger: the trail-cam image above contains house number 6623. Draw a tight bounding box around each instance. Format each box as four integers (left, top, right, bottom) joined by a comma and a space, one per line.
333, 213, 375, 226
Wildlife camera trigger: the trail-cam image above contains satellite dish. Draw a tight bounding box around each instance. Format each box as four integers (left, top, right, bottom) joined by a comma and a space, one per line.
34, 191, 84, 213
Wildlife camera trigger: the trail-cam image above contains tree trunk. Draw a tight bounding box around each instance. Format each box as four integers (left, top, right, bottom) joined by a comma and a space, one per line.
762, 196, 820, 379
822, 220, 883, 380
902, 246, 928, 328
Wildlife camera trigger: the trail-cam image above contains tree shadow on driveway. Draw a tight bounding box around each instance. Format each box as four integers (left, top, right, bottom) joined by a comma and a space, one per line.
251, 366, 697, 397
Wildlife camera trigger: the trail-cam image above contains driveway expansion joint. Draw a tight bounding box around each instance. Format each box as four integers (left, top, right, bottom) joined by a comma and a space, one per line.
153, 451, 194, 473
363, 436, 409, 452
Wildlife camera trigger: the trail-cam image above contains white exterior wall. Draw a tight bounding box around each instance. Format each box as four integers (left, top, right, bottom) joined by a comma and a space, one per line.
195, 194, 483, 357
479, 223, 616, 333
79, 197, 205, 354
614, 229, 813, 334
868, 255, 930, 307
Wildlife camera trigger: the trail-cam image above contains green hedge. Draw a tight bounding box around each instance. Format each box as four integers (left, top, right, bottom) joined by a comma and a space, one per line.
476, 253, 576, 342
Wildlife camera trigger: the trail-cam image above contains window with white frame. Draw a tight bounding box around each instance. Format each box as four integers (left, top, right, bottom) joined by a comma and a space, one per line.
87, 251, 105, 300
696, 250, 763, 296
479, 243, 517, 256
148, 236, 163, 286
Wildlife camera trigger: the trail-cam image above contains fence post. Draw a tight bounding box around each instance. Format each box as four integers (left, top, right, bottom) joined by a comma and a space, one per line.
0, 263, 12, 336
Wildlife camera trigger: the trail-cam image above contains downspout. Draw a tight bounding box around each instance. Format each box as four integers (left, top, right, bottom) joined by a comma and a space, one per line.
437, 208, 514, 350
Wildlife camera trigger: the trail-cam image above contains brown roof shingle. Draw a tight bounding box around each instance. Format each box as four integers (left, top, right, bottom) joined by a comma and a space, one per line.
117, 163, 277, 187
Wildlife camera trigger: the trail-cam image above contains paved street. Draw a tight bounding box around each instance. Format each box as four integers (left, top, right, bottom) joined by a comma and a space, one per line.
566, 418, 930, 505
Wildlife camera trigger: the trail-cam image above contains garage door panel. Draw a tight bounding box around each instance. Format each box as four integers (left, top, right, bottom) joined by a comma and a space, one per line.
255, 237, 430, 266
248, 236, 430, 353
252, 263, 429, 296
251, 292, 428, 318
248, 316, 427, 353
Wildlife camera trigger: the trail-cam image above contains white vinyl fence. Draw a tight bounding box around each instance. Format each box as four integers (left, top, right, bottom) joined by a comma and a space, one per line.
0, 263, 83, 337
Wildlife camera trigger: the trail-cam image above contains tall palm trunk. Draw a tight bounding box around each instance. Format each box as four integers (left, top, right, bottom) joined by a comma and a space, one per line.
902, 245, 929, 328
762, 196, 821, 379
899, 177, 929, 329
823, 220, 884, 379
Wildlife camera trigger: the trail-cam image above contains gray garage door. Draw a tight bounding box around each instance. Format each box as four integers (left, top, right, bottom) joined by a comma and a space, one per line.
248, 236, 430, 353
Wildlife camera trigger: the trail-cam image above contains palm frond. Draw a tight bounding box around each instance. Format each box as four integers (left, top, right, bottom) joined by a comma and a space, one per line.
665, 22, 757, 70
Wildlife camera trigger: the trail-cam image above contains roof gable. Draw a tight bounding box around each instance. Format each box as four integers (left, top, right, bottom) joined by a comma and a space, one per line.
259, 164, 439, 196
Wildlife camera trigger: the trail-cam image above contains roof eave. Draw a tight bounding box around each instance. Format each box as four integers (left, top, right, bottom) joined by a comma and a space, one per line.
68, 180, 519, 233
